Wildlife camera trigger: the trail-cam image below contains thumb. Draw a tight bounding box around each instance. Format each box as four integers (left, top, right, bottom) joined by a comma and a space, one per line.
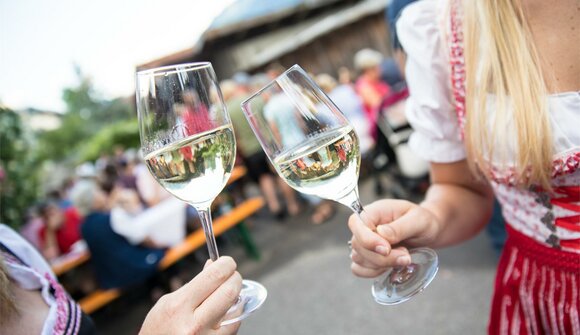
375, 205, 434, 246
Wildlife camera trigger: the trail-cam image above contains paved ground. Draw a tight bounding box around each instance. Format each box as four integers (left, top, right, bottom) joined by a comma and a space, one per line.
93, 176, 499, 335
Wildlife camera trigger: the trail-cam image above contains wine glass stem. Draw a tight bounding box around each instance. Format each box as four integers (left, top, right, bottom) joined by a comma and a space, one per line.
337, 187, 366, 220
196, 206, 220, 261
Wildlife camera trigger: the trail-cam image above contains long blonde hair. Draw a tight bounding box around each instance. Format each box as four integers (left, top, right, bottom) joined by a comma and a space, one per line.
462, 0, 553, 189
0, 254, 18, 326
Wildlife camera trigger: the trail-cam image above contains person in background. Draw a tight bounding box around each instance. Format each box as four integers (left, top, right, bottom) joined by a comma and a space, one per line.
116, 149, 139, 193
385, 0, 418, 82
316, 73, 373, 156
222, 75, 301, 220
0, 223, 242, 335
353, 49, 397, 196
353, 48, 391, 141
338, 66, 354, 85
19, 206, 44, 250
348, 0, 579, 333
70, 180, 165, 290
37, 201, 82, 261
109, 184, 187, 249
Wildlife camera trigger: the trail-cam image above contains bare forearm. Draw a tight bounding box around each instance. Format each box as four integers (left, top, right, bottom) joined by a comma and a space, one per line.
421, 183, 494, 248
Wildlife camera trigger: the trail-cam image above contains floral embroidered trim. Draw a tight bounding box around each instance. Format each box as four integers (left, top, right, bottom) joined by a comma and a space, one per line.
449, 0, 466, 139
45, 273, 70, 335
552, 151, 580, 179
488, 151, 580, 186
0, 247, 79, 335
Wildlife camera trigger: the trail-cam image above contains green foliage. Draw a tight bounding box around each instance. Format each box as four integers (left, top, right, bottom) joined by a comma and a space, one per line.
78, 118, 140, 162
0, 107, 40, 230
36, 69, 135, 162
0, 67, 137, 229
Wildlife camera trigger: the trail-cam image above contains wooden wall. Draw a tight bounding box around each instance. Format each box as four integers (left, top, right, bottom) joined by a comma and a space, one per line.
268, 14, 392, 78
144, 11, 392, 81
206, 12, 392, 79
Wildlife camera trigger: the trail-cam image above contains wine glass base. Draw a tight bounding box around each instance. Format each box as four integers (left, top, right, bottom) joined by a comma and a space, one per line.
372, 247, 438, 305
220, 280, 268, 326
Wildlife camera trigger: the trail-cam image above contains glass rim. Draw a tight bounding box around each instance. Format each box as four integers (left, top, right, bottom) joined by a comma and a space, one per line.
240, 64, 304, 112
136, 61, 213, 77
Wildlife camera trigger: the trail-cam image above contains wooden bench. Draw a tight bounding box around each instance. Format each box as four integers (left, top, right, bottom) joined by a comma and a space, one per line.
78, 196, 264, 314
51, 165, 248, 277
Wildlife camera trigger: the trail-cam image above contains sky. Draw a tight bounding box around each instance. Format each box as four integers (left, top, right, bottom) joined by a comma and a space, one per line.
0, 0, 234, 112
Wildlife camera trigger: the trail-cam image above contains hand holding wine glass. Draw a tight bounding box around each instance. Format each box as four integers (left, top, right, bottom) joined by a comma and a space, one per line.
347, 199, 441, 277
136, 62, 266, 325
241, 65, 438, 305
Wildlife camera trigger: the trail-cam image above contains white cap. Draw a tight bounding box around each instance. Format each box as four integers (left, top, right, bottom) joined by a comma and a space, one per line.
354, 48, 383, 71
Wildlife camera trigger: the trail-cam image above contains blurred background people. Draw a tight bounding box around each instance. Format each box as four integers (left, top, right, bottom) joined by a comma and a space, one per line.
70, 180, 165, 290
223, 75, 301, 220
353, 48, 391, 141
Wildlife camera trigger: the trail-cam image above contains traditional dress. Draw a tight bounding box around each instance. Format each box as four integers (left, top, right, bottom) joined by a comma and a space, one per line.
398, 1, 580, 334
0, 224, 96, 335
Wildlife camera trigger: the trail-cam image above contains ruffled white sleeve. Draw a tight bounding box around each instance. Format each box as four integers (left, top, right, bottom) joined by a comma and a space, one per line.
397, 0, 466, 163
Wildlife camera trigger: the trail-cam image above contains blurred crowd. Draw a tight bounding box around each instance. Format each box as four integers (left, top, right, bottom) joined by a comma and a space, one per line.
19, 147, 189, 294
14, 45, 419, 299
220, 48, 416, 226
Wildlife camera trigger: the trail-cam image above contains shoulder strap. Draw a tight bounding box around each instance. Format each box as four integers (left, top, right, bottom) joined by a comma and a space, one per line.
449, 0, 466, 139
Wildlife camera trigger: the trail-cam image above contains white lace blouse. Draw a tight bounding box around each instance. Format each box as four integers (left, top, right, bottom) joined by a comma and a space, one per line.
397, 0, 580, 253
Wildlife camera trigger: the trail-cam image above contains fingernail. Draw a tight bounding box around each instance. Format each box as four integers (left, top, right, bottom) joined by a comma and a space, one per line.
396, 256, 411, 266
375, 245, 389, 255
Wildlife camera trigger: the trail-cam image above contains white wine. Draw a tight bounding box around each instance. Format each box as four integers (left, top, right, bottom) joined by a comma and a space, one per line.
273, 126, 360, 201
144, 125, 235, 205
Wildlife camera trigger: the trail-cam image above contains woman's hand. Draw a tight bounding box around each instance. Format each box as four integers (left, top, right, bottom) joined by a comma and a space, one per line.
140, 256, 243, 335
348, 199, 441, 278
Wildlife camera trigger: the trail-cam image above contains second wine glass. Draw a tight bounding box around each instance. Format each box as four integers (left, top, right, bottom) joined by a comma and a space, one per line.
136, 62, 266, 324
241, 64, 438, 305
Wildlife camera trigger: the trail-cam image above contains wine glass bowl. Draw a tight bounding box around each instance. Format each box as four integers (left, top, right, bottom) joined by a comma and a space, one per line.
136, 62, 266, 324
242, 64, 438, 305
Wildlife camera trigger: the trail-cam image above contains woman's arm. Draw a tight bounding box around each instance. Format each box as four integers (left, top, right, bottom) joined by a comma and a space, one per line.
421, 160, 494, 248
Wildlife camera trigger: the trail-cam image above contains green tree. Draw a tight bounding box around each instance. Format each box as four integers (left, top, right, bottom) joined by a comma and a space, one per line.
36, 68, 135, 162
0, 107, 40, 229
78, 118, 140, 162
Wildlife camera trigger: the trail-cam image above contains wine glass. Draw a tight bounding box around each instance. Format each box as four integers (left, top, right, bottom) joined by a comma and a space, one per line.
136, 62, 267, 324
240, 65, 438, 305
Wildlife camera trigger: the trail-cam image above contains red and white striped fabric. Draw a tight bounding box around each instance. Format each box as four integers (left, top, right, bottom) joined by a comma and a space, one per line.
490, 225, 580, 334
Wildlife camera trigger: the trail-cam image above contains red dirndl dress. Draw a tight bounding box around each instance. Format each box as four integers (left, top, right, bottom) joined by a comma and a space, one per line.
449, 2, 580, 334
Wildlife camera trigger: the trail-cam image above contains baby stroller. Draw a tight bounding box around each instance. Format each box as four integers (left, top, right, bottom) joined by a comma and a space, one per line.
374, 86, 430, 199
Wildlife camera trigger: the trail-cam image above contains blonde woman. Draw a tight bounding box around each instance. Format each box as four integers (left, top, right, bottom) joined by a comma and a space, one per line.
347, 0, 579, 333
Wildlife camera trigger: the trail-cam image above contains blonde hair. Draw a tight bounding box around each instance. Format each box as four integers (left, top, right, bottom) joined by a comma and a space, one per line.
462, 0, 553, 189
0, 255, 18, 325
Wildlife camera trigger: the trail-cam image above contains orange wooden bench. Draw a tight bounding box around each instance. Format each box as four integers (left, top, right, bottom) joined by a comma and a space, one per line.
51, 165, 248, 277
52, 251, 91, 277
79, 196, 264, 314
